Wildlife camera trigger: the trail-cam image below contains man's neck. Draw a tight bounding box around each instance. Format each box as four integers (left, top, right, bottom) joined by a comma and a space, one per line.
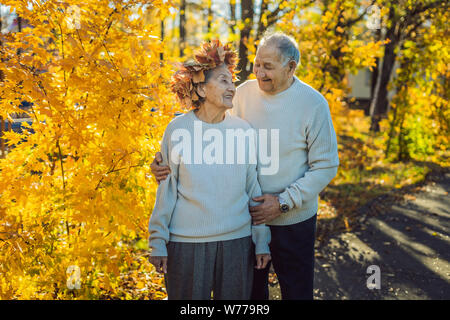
268, 77, 295, 96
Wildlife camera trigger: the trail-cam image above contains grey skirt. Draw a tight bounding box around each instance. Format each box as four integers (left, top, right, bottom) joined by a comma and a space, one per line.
165, 236, 254, 300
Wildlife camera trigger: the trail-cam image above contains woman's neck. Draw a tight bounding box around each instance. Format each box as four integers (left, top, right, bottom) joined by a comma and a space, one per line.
194, 104, 227, 124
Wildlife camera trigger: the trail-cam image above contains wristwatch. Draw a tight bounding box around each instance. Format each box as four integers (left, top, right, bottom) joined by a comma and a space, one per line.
278, 197, 290, 214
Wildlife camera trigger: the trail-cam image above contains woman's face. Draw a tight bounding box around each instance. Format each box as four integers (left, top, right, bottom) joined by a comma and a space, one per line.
199, 64, 236, 109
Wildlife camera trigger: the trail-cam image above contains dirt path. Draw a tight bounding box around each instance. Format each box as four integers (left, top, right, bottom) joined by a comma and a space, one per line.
269, 169, 450, 300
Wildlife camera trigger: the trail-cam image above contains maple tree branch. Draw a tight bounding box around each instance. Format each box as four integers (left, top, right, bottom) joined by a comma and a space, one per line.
95, 152, 129, 191
342, 0, 377, 28
56, 138, 66, 190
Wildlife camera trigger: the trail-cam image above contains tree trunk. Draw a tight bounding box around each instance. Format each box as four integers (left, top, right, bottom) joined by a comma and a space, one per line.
327, 6, 348, 85
207, 0, 212, 35
397, 115, 410, 161
369, 23, 398, 132
0, 116, 4, 158
160, 19, 164, 60
385, 100, 397, 158
179, 0, 186, 57
236, 0, 254, 85
370, 28, 382, 105
229, 0, 236, 36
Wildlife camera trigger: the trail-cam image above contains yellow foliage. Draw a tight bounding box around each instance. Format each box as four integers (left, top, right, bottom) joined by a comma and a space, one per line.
0, 0, 177, 299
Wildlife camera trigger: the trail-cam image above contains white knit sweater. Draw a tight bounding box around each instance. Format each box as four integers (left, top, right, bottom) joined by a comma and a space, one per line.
148, 110, 271, 257
231, 76, 339, 226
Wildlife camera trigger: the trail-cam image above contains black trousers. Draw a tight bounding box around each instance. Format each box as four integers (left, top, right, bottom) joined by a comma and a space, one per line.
251, 213, 317, 300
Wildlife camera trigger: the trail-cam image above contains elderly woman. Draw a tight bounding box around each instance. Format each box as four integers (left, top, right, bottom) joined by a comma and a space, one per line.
148, 40, 271, 300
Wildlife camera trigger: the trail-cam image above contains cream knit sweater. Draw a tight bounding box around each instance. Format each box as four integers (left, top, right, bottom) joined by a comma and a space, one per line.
231, 76, 339, 225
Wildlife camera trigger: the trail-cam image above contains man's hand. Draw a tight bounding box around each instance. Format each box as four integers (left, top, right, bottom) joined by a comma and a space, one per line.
149, 256, 168, 274
255, 254, 271, 269
150, 152, 170, 184
250, 194, 282, 225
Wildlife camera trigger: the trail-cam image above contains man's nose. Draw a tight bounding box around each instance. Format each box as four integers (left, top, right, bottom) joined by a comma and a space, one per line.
255, 69, 266, 78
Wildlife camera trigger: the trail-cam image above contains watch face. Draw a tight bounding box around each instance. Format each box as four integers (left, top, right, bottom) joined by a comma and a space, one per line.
281, 204, 289, 212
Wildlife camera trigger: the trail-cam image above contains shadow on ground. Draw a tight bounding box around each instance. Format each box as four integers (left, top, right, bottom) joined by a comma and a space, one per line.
313, 168, 450, 299
269, 166, 450, 300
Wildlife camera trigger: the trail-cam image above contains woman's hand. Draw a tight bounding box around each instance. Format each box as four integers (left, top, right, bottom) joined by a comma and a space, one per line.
150, 152, 171, 184
255, 254, 271, 269
149, 256, 168, 273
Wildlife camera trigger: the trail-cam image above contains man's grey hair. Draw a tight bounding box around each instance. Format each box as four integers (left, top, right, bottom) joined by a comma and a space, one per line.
258, 32, 300, 66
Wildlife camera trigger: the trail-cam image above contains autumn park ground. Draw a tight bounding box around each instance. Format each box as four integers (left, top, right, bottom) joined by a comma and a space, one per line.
268, 164, 450, 300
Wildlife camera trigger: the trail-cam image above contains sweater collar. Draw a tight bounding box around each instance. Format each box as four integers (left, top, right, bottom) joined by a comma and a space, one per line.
189, 109, 230, 126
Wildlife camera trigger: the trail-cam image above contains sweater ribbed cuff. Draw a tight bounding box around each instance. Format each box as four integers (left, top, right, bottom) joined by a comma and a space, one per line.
255, 242, 270, 255
252, 225, 271, 255
149, 238, 168, 257
278, 190, 298, 211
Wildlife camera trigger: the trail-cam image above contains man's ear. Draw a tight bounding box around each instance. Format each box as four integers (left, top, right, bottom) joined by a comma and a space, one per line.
288, 60, 297, 73
196, 83, 206, 98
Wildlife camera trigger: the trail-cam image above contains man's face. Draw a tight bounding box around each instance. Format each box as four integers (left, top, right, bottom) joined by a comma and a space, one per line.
253, 44, 294, 95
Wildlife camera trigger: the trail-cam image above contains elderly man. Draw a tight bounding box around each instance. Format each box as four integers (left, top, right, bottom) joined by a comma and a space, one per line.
151, 32, 339, 300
